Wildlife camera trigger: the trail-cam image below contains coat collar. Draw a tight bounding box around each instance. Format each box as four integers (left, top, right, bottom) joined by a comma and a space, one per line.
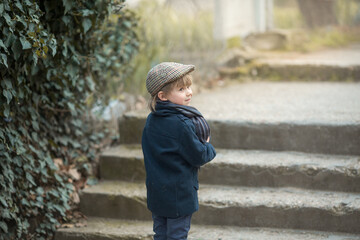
153, 101, 179, 117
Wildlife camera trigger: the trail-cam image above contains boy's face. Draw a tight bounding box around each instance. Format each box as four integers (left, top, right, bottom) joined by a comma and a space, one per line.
165, 84, 193, 106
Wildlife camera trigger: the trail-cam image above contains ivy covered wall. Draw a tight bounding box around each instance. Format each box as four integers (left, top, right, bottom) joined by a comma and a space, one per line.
0, 0, 138, 239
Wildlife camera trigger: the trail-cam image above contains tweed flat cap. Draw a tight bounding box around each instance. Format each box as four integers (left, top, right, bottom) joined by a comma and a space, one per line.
146, 62, 195, 96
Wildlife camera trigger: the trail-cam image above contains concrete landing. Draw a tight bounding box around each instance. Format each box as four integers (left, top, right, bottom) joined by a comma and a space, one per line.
192, 81, 360, 124
132, 81, 360, 124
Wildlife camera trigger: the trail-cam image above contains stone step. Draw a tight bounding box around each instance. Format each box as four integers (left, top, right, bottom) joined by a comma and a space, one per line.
120, 82, 360, 156
255, 45, 360, 82
100, 145, 360, 192
79, 181, 360, 233
55, 217, 360, 240
119, 112, 360, 156
255, 63, 360, 82
218, 62, 360, 81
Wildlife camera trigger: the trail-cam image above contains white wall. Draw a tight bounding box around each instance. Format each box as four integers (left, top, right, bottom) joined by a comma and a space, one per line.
214, 0, 273, 40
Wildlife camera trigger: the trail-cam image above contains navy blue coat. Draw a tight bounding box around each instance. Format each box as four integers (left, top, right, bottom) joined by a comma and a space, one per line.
142, 104, 216, 218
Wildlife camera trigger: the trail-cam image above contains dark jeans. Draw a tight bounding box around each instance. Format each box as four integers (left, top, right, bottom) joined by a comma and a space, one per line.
152, 213, 192, 240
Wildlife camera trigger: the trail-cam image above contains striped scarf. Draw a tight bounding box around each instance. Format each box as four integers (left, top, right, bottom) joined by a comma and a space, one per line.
158, 101, 210, 143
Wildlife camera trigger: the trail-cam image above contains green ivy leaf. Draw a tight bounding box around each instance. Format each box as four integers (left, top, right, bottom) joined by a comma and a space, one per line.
15, 1, 24, 13
1, 209, 11, 219
49, 39, 57, 57
3, 13, 13, 27
0, 39, 8, 53
3, 105, 10, 118
17, 75, 24, 85
4, 79, 12, 89
24, 0, 32, 6
71, 140, 81, 148
0, 53, 8, 68
31, 132, 39, 142
11, 39, 22, 61
36, 187, 44, 195
79, 9, 94, 16
45, 156, 58, 170
62, 0, 73, 14
61, 16, 71, 25
66, 64, 77, 79
32, 120, 39, 131
21, 198, 30, 207
13, 156, 22, 166
82, 18, 92, 34
26, 172, 36, 186
54, 173, 62, 182
53, 204, 64, 212
5, 33, 15, 48
3, 89, 12, 104
15, 145, 26, 155
3, 2, 10, 12
20, 37, 32, 50
0, 196, 8, 207
0, 221, 8, 233
29, 107, 38, 120
18, 16, 28, 28
32, 51, 38, 65
67, 102, 75, 112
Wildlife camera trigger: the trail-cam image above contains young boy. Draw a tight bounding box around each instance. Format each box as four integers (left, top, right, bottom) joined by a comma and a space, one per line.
142, 62, 216, 239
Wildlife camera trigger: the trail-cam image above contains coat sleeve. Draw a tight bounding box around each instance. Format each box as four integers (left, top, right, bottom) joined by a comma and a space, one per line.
178, 119, 216, 167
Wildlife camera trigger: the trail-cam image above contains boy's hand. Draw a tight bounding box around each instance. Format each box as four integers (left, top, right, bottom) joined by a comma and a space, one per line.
206, 136, 210, 142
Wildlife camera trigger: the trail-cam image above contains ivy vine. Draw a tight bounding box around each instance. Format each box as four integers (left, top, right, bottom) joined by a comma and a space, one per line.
0, 0, 138, 239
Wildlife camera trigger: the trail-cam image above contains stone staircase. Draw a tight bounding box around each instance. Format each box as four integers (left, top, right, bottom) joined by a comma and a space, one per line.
55, 82, 360, 240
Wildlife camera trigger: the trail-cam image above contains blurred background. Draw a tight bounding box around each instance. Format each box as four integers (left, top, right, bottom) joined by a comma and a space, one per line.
112, 0, 360, 100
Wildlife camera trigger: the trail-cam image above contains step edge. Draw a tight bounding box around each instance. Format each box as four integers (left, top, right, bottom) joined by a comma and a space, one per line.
80, 181, 360, 211
100, 145, 360, 175
55, 217, 360, 240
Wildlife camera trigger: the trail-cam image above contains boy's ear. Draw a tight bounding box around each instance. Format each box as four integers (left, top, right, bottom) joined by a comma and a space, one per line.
158, 91, 167, 101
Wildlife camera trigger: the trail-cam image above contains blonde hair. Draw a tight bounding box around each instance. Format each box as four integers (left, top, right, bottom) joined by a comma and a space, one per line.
149, 74, 193, 112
